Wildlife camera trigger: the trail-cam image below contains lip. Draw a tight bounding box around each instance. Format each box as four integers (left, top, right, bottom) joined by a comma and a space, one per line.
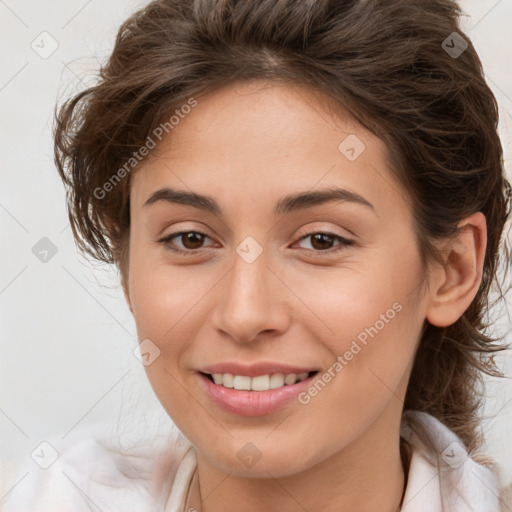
198, 361, 317, 378
197, 370, 319, 417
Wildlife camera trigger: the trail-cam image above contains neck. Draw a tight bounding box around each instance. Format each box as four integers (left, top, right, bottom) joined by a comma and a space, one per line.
186, 410, 407, 512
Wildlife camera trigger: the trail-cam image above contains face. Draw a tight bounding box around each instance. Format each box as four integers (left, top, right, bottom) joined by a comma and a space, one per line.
124, 80, 431, 478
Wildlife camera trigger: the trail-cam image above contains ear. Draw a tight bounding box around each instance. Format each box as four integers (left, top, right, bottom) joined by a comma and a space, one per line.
425, 212, 487, 327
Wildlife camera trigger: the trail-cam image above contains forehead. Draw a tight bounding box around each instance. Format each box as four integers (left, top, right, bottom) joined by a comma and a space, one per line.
150, 80, 371, 159
129, 80, 410, 219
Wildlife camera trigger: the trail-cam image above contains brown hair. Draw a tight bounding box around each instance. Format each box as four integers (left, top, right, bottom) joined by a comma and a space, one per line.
54, 0, 511, 454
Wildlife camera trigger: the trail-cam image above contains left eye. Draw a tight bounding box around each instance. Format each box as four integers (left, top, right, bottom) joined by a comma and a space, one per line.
294, 232, 354, 253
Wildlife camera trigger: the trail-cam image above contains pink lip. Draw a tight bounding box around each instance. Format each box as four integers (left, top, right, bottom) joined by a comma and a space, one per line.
197, 371, 318, 416
198, 361, 317, 377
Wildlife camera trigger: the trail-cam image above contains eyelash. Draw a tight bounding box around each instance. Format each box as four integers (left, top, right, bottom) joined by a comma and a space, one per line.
158, 230, 355, 257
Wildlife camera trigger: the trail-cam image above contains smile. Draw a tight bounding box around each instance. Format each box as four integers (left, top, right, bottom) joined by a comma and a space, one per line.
203, 371, 315, 391
198, 369, 320, 416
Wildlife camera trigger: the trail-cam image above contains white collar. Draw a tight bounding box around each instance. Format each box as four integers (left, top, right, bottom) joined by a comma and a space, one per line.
400, 411, 500, 511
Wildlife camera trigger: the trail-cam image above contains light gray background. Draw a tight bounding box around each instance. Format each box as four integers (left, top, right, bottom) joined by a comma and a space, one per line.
1, 0, 512, 500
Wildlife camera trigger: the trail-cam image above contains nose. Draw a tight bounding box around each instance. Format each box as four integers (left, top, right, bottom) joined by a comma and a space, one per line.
212, 246, 290, 344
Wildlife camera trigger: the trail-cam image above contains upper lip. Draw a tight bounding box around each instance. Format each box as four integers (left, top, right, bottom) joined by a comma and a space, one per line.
198, 362, 318, 377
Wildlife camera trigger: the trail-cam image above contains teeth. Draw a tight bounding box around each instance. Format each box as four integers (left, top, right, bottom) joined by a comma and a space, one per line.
222, 373, 234, 388
233, 375, 251, 390
209, 371, 310, 391
251, 375, 269, 391
269, 373, 285, 389
284, 373, 297, 385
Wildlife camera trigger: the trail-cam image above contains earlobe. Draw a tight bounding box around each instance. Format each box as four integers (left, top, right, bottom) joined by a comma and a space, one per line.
425, 212, 487, 327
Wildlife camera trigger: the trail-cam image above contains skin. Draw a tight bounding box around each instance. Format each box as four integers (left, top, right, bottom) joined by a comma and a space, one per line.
122, 80, 486, 512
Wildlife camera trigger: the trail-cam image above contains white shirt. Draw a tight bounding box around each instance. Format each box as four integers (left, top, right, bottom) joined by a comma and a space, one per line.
1, 411, 502, 511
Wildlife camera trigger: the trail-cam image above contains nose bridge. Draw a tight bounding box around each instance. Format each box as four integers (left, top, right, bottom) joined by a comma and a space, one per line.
232, 258, 262, 301
226, 243, 270, 313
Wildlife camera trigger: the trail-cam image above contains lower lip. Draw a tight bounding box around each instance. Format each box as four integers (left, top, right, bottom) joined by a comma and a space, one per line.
198, 372, 317, 416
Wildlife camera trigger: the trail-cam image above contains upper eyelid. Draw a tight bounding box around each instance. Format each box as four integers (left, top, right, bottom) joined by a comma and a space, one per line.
295, 227, 353, 242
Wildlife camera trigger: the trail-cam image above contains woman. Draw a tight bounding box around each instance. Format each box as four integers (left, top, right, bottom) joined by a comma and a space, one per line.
4, 0, 511, 510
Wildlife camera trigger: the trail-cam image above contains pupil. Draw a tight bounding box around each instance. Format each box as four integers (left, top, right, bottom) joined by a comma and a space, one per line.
312, 233, 333, 250
183, 232, 203, 249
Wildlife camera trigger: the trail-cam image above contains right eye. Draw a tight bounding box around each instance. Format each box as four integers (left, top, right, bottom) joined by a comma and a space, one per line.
158, 230, 216, 254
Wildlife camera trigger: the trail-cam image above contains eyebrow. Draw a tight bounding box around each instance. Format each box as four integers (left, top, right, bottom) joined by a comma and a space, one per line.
143, 186, 375, 216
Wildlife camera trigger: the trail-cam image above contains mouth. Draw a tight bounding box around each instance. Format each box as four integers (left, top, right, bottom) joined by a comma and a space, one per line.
200, 370, 319, 391
197, 369, 320, 416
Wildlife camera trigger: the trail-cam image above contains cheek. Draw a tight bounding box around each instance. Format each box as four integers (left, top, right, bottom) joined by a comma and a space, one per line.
290, 279, 423, 462
287, 252, 425, 416
127, 255, 222, 409
285, 256, 422, 353
128, 250, 213, 340
127, 260, 207, 421
295, 255, 424, 407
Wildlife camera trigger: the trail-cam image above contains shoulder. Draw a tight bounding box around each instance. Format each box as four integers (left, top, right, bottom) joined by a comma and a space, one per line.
401, 411, 501, 512
1, 424, 192, 512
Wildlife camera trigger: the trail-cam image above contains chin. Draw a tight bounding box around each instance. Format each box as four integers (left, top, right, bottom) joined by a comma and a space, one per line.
196, 438, 323, 479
